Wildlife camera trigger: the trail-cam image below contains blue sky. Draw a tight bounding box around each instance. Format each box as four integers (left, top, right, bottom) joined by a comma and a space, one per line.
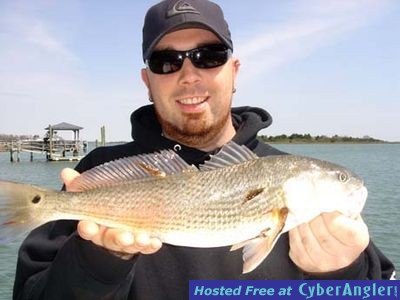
0, 0, 399, 142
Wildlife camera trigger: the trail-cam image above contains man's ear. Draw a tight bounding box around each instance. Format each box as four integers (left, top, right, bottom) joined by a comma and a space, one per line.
141, 68, 150, 89
233, 58, 240, 77
141, 68, 154, 102
232, 58, 241, 90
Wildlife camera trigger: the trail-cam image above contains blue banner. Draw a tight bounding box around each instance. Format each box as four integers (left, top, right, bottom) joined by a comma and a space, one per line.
189, 280, 399, 300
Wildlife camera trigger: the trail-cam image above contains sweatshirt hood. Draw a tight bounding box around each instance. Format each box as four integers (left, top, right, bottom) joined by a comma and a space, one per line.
130, 105, 272, 162
231, 106, 272, 147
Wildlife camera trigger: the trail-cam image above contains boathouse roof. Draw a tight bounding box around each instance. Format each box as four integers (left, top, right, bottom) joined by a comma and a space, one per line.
45, 122, 83, 131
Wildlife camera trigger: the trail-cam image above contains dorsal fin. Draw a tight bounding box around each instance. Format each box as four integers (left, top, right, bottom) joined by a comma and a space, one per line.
200, 141, 258, 171
69, 150, 197, 191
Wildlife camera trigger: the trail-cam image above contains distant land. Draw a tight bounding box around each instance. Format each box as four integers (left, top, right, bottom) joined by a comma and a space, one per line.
0, 134, 37, 142
258, 134, 397, 144
1, 133, 398, 145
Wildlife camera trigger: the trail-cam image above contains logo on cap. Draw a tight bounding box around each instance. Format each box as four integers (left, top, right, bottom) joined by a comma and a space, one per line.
167, 1, 200, 18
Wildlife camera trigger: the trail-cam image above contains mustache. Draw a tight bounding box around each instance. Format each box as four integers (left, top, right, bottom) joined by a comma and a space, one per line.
172, 86, 209, 99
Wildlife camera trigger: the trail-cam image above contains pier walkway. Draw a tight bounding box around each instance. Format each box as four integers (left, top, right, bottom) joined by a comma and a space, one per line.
0, 122, 86, 162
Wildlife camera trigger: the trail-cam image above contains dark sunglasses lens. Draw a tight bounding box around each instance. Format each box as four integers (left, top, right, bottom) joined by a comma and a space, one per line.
148, 52, 183, 74
192, 45, 229, 68
148, 45, 230, 74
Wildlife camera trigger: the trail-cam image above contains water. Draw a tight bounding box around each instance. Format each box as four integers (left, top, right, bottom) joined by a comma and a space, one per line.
0, 144, 399, 297
0, 151, 79, 299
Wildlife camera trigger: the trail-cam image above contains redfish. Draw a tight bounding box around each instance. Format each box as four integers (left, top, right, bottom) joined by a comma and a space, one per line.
0, 142, 367, 273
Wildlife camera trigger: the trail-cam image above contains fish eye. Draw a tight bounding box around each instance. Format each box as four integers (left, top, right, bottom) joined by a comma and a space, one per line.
32, 195, 41, 204
338, 172, 349, 183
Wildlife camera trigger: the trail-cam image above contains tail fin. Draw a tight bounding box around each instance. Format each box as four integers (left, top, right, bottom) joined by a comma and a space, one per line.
0, 180, 52, 243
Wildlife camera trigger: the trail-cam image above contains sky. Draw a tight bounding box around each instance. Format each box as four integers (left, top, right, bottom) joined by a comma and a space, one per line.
0, 0, 399, 142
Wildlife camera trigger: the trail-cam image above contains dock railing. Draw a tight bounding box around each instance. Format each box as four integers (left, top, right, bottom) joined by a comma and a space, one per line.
0, 139, 86, 162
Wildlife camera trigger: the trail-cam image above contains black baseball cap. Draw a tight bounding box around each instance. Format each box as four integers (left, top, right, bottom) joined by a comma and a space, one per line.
142, 0, 233, 61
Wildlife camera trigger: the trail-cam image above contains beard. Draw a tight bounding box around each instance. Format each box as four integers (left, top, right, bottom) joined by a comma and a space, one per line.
154, 105, 232, 148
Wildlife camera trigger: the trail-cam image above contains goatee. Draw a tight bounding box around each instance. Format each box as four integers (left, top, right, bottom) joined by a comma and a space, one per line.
155, 109, 232, 148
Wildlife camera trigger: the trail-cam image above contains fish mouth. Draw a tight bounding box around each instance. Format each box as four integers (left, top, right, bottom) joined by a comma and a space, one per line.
346, 186, 368, 217
351, 186, 368, 199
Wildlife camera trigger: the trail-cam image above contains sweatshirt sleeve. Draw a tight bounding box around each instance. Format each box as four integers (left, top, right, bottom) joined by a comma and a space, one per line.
13, 220, 137, 300
304, 240, 396, 280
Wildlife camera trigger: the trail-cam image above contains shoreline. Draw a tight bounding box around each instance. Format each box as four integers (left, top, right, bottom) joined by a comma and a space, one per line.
265, 141, 400, 145
258, 134, 399, 144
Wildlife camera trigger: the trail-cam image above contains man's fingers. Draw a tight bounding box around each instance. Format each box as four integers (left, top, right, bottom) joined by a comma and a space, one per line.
138, 238, 163, 254
150, 237, 162, 251
77, 221, 163, 255
121, 236, 162, 255
289, 212, 370, 273
101, 229, 156, 253
78, 222, 136, 252
322, 212, 369, 247
135, 232, 150, 248
77, 220, 100, 240
116, 231, 135, 247
309, 214, 340, 255
289, 226, 316, 271
102, 228, 131, 252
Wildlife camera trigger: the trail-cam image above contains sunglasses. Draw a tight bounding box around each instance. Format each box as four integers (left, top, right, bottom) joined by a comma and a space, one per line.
146, 44, 231, 75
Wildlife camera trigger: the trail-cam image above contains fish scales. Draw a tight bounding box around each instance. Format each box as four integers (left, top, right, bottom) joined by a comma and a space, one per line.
54, 159, 281, 239
0, 142, 367, 273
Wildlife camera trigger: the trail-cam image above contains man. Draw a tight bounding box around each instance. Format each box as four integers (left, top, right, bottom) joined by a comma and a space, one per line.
13, 0, 395, 299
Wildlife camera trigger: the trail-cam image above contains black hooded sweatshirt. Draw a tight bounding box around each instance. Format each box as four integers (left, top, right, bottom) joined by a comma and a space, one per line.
13, 106, 395, 300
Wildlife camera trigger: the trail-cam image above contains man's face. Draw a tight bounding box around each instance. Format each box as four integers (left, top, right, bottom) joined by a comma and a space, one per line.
141, 28, 240, 150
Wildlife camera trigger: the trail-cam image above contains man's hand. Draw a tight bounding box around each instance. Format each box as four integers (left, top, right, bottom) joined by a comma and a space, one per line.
61, 168, 162, 258
289, 212, 369, 273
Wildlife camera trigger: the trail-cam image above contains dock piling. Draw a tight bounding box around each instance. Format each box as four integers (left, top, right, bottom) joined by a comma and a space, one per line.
100, 126, 106, 146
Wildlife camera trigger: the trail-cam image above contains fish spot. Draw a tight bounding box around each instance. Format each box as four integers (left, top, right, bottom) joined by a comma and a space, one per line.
259, 228, 271, 238
2, 220, 17, 226
32, 195, 41, 204
280, 207, 289, 218
136, 162, 166, 177
243, 188, 264, 204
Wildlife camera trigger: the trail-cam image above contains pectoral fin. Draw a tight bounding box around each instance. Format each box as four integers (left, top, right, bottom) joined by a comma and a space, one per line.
231, 207, 288, 274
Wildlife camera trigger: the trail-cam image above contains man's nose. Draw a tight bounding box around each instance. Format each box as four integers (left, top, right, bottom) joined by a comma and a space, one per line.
178, 57, 201, 86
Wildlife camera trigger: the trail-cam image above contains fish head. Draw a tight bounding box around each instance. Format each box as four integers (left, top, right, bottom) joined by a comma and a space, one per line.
281, 157, 367, 230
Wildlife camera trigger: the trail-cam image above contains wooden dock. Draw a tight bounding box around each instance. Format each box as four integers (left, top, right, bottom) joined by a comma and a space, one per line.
1, 122, 86, 162
1, 139, 85, 162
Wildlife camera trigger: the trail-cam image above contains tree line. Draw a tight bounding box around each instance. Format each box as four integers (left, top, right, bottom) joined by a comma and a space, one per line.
259, 134, 385, 143
0, 134, 38, 142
